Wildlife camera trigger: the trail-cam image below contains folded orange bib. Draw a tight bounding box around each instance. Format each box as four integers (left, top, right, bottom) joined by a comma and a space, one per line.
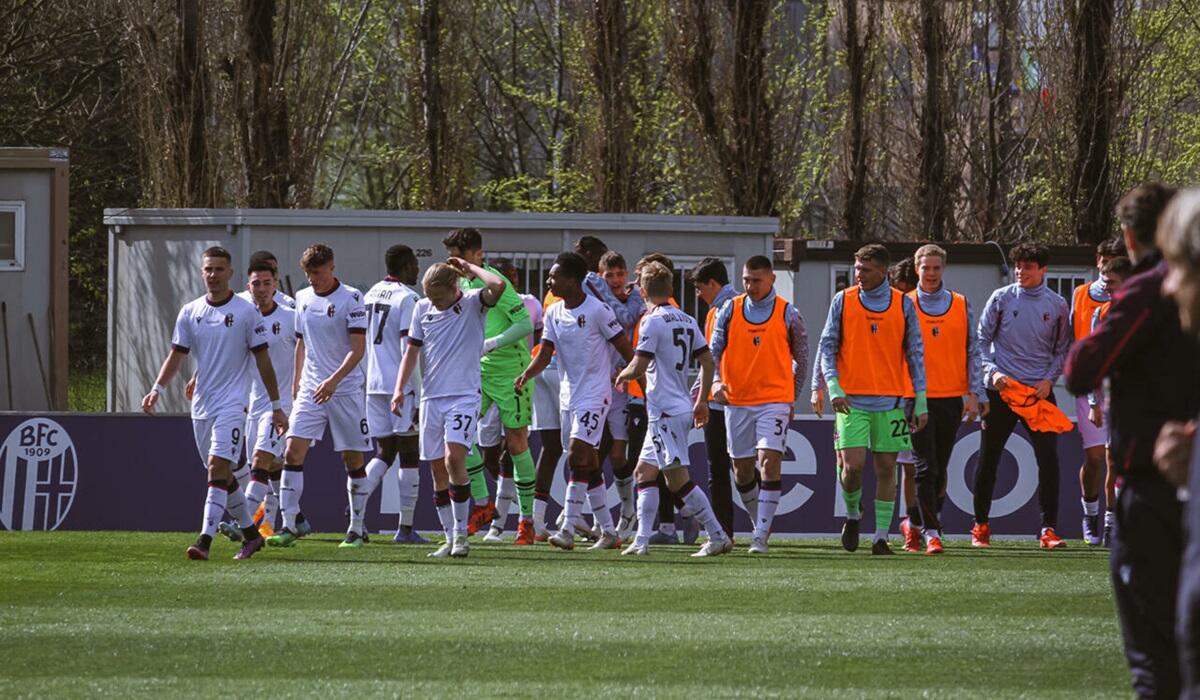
999, 380, 1073, 433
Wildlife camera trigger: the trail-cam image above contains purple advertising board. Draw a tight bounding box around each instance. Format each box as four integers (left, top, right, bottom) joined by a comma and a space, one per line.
0, 412, 1089, 537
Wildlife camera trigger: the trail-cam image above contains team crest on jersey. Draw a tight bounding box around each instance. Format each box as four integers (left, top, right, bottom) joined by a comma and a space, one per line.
932, 326, 940, 337
224, 314, 234, 327
453, 303, 462, 315
1043, 312, 1051, 322
870, 323, 879, 334
753, 335, 761, 347
578, 315, 587, 327
0, 418, 78, 531
326, 304, 336, 318
272, 322, 281, 335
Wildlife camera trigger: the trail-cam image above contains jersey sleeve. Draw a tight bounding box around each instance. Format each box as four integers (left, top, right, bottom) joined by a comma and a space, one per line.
691, 317, 710, 356
635, 316, 657, 357
541, 308, 558, 348
170, 307, 191, 353
407, 301, 426, 346
294, 298, 305, 339
395, 294, 415, 340
497, 284, 531, 325
598, 301, 622, 342
347, 291, 367, 335
245, 308, 268, 352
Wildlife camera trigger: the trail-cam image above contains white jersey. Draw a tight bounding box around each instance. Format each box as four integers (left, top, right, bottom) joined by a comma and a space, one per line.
542, 294, 622, 411
238, 288, 296, 309
636, 304, 708, 419
171, 293, 267, 419
364, 278, 419, 395
521, 293, 544, 352
248, 301, 296, 416
294, 281, 368, 398
409, 288, 490, 400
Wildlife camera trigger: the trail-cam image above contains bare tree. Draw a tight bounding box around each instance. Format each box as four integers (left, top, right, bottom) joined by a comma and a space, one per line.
917, 0, 949, 240
1068, 0, 1117, 245
841, 0, 879, 241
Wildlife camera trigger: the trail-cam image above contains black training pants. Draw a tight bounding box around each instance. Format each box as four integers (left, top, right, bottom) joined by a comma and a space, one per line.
705, 407, 735, 537
973, 389, 1060, 528
1111, 475, 1183, 699
911, 396, 963, 532
1178, 431, 1200, 698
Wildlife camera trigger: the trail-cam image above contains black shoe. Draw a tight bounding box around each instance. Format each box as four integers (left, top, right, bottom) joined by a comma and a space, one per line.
871, 539, 894, 555
362, 530, 370, 544
841, 518, 860, 552
1102, 522, 1113, 548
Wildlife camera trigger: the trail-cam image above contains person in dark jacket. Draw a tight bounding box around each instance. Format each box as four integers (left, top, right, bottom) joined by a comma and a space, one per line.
1064, 182, 1200, 699
1153, 188, 1200, 699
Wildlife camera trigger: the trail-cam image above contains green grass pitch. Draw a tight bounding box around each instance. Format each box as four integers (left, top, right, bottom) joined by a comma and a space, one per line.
0, 531, 1128, 698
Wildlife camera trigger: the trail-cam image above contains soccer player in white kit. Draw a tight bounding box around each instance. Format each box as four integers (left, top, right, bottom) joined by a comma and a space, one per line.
266, 244, 373, 549
515, 252, 635, 551
362, 245, 429, 544
393, 258, 506, 558
238, 257, 297, 542
142, 246, 288, 561
613, 262, 731, 557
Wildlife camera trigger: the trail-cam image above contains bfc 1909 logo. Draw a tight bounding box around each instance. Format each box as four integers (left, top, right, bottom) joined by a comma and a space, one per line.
0, 418, 78, 530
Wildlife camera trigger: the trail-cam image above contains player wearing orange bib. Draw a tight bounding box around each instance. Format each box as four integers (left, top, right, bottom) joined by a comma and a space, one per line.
904, 245, 986, 554
710, 255, 808, 554
1071, 238, 1127, 545
818, 244, 928, 555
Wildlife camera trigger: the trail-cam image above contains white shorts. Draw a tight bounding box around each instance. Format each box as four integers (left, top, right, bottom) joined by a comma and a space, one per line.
478, 401, 504, 448
560, 401, 610, 448
724, 403, 791, 459
287, 392, 371, 453
1076, 395, 1108, 449
192, 409, 246, 467
367, 392, 417, 438
896, 450, 915, 465
532, 368, 561, 431
245, 411, 285, 460
606, 390, 629, 442
420, 394, 479, 461
637, 414, 693, 469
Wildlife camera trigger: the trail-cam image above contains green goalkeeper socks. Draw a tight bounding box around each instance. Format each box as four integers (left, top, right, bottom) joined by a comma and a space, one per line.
466, 446, 490, 503
511, 449, 536, 517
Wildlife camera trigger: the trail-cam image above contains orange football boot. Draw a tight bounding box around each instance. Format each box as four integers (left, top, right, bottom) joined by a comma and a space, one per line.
971, 522, 991, 547
513, 520, 536, 545
1039, 527, 1067, 549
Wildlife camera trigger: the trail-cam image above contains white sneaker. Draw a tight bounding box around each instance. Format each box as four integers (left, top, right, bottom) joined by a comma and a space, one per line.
427, 542, 452, 558
217, 521, 244, 543
747, 536, 768, 554
692, 537, 734, 557
548, 529, 575, 550
450, 534, 469, 558
482, 526, 504, 543
622, 540, 649, 556
617, 514, 637, 540
588, 531, 621, 550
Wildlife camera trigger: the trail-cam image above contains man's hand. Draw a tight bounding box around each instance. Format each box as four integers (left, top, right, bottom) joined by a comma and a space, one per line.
693, 401, 709, 429
712, 381, 730, 406
810, 389, 825, 418
1033, 378, 1053, 399
1155, 420, 1196, 488
1089, 406, 1104, 428
185, 376, 196, 401
313, 377, 339, 404
272, 408, 289, 436
481, 337, 499, 356
446, 256, 473, 277
391, 391, 406, 416
992, 372, 1011, 390
831, 396, 851, 414
141, 389, 160, 415
963, 394, 980, 422
910, 412, 929, 433
514, 372, 531, 393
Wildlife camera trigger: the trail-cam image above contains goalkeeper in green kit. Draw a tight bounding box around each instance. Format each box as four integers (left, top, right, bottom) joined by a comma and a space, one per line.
442, 228, 539, 544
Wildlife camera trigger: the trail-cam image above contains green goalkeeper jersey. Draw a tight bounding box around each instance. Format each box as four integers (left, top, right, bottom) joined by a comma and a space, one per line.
461, 265, 531, 376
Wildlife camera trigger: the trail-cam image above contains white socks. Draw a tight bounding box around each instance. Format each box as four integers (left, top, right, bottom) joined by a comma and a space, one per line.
587, 484, 615, 535
397, 467, 419, 528
280, 469, 304, 531
348, 472, 369, 535
562, 481, 587, 535
493, 475, 517, 530
202, 485, 227, 538
635, 484, 659, 546
616, 476, 635, 519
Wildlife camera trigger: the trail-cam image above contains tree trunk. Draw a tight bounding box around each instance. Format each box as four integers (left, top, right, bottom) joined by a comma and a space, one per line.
1069, 0, 1115, 246
173, 0, 210, 207
842, 0, 876, 242
729, 0, 776, 217
984, 0, 1017, 239
242, 0, 291, 207
918, 0, 948, 241
420, 0, 449, 209
591, 0, 634, 212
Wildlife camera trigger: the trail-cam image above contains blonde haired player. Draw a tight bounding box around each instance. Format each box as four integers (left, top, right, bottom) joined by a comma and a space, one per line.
615, 262, 731, 557
392, 259, 507, 558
